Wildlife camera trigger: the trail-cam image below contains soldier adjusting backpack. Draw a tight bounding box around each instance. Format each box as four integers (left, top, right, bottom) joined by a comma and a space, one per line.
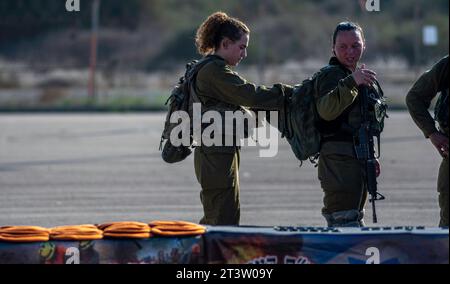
159, 58, 213, 164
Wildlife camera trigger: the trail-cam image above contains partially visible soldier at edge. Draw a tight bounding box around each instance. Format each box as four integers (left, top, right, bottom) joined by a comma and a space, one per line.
314, 22, 385, 227
406, 55, 449, 227
192, 12, 293, 226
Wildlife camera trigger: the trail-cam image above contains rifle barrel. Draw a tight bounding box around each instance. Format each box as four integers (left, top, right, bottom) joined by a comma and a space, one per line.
371, 195, 378, 223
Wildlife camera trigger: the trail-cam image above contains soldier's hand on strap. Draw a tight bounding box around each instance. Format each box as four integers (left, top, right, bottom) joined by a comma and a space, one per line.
430, 132, 449, 158
352, 64, 377, 86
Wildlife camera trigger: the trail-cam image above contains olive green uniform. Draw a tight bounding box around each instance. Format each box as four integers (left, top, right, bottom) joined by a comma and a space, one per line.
315, 57, 383, 227
194, 55, 292, 225
406, 55, 449, 227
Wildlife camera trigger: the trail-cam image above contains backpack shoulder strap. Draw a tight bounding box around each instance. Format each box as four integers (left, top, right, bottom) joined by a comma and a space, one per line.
185, 57, 215, 104
313, 64, 352, 98
311, 66, 334, 98
186, 57, 215, 83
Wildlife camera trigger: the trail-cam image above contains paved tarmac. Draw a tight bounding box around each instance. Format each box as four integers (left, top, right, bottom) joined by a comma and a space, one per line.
0, 111, 443, 227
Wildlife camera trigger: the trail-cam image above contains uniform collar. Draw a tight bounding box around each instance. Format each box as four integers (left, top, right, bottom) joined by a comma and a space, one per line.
206, 54, 226, 62
329, 56, 353, 74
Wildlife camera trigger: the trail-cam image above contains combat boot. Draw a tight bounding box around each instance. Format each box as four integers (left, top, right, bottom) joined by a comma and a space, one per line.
323, 209, 364, 227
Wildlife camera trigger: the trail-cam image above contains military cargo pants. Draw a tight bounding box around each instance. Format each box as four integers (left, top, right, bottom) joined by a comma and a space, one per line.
194, 146, 240, 226
438, 157, 449, 227
318, 142, 368, 226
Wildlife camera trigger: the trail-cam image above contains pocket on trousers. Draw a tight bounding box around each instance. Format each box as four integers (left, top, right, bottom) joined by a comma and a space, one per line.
318, 153, 363, 192
199, 151, 237, 189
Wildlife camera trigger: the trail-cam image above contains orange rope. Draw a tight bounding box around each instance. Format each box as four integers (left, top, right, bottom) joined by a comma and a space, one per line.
0, 226, 50, 242
0, 221, 206, 242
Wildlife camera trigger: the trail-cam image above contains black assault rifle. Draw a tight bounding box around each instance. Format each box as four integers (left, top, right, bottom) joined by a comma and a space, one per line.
354, 87, 385, 223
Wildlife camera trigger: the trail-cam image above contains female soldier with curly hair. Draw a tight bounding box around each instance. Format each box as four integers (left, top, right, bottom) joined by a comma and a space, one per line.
193, 12, 292, 225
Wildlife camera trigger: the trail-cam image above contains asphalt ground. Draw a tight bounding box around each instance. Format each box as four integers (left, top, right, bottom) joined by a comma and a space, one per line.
0, 111, 443, 227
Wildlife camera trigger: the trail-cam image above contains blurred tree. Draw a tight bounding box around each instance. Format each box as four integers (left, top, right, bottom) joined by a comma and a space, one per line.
0, 0, 448, 69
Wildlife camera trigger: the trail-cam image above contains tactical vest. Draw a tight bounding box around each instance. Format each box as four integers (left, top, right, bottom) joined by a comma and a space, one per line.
316, 61, 387, 143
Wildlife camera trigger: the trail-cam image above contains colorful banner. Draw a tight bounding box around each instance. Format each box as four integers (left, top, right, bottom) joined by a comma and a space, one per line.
203, 227, 449, 264
0, 237, 202, 264
0, 227, 448, 264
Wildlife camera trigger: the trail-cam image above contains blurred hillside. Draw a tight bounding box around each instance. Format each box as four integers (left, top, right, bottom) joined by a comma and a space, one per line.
1, 0, 448, 69
0, 0, 448, 110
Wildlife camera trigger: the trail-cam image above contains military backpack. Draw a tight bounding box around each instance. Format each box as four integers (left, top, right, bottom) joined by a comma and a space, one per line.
279, 71, 322, 164
279, 66, 387, 165
159, 57, 213, 164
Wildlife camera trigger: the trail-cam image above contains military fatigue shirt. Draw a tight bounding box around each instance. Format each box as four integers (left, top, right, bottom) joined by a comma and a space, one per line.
314, 57, 359, 156
314, 57, 385, 156
196, 55, 292, 110
194, 55, 292, 150
406, 55, 449, 137
315, 57, 359, 123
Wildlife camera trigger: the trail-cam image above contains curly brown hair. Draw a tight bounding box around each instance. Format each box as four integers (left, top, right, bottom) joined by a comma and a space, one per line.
195, 12, 250, 56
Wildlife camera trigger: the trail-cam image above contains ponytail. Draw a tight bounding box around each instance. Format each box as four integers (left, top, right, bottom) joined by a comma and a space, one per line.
195, 12, 250, 55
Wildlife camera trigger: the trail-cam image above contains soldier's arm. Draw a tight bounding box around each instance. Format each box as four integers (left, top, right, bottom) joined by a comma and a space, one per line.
406, 56, 448, 138
197, 61, 292, 110
315, 70, 359, 121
